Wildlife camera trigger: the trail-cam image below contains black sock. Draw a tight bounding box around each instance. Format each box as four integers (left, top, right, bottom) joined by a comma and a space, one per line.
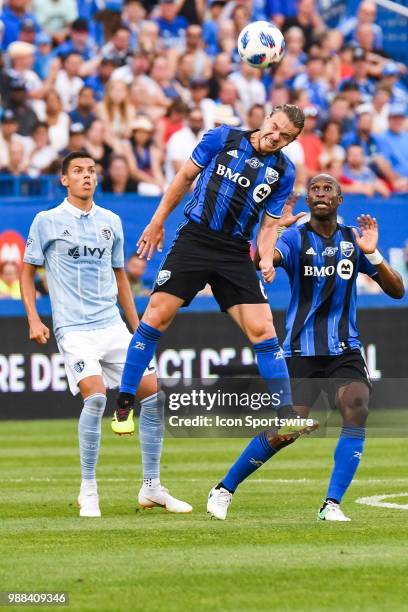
117, 392, 135, 410
216, 482, 234, 494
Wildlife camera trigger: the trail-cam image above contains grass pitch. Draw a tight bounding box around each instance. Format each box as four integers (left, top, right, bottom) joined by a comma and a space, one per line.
1, 420, 408, 612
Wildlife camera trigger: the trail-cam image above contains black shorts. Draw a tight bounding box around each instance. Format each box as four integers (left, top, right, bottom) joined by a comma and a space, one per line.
152, 221, 268, 311
286, 350, 371, 408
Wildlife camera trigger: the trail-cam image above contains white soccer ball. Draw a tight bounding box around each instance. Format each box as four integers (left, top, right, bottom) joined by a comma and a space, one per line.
237, 21, 285, 69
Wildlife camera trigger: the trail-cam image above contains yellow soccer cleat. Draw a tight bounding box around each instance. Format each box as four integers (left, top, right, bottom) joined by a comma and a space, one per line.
111, 407, 135, 436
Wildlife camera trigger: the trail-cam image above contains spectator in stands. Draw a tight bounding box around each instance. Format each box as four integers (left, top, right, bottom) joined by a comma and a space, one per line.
122, 0, 146, 48
338, 0, 383, 51
216, 80, 244, 125
53, 51, 84, 112
229, 62, 266, 111
43, 89, 70, 151
0, 140, 27, 175
325, 94, 354, 134
101, 24, 132, 67
281, 0, 324, 52
184, 24, 212, 80
245, 104, 266, 130
149, 54, 180, 106
0, 261, 21, 299
26, 121, 58, 177
137, 20, 161, 54
111, 48, 156, 94
298, 105, 322, 179
57, 122, 86, 159
340, 80, 363, 111
33, 32, 53, 81
203, 0, 226, 57
215, 19, 236, 56
126, 253, 150, 297
18, 17, 37, 45
371, 86, 391, 134
84, 119, 114, 174
267, 84, 290, 111
164, 106, 204, 185
319, 120, 345, 170
0, 109, 32, 168
379, 62, 407, 106
339, 47, 375, 103
1, 0, 40, 50
69, 85, 97, 129
284, 26, 307, 67
101, 154, 138, 194
96, 79, 135, 143
374, 104, 408, 181
85, 54, 117, 102
292, 55, 329, 110
342, 144, 390, 197
155, 0, 188, 52
188, 78, 216, 129
156, 97, 187, 149
7, 78, 38, 136
7, 41, 43, 98
213, 104, 241, 127
124, 115, 164, 195
32, 0, 78, 39
268, 0, 299, 28
341, 104, 379, 158
54, 17, 96, 60
207, 52, 232, 99
176, 52, 196, 91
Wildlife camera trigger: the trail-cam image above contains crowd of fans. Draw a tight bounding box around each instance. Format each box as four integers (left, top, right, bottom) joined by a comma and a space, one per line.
0, 0, 406, 197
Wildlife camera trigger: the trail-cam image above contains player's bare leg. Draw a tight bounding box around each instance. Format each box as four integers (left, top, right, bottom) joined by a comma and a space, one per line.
77, 375, 107, 518
318, 381, 369, 522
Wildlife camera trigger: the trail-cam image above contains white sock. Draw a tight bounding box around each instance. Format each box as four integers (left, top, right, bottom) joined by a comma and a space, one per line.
81, 478, 97, 489
143, 477, 160, 489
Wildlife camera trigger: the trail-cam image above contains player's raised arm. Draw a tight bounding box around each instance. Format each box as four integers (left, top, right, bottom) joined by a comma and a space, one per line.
137, 159, 202, 260
256, 213, 280, 283
20, 263, 50, 344
353, 214, 405, 299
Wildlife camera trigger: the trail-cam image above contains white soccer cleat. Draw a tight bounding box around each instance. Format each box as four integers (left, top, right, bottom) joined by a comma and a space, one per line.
138, 485, 193, 513
207, 486, 233, 520
78, 486, 101, 518
317, 500, 351, 522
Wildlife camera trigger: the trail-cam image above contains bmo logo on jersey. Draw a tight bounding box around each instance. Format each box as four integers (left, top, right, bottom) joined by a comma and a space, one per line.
216, 164, 251, 187
304, 259, 354, 279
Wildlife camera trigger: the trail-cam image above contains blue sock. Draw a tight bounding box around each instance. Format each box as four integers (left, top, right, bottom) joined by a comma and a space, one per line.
78, 393, 106, 482
139, 391, 165, 484
326, 426, 365, 503
221, 431, 278, 493
120, 322, 161, 395
253, 337, 292, 409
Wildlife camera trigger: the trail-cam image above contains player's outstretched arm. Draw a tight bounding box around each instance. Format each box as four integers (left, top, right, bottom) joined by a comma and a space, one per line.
256, 214, 281, 283
353, 214, 405, 299
20, 263, 50, 344
137, 159, 202, 261
114, 268, 139, 332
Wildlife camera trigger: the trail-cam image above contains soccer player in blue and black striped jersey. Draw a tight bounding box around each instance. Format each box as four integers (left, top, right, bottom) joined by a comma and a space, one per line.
211, 174, 404, 521
114, 104, 319, 466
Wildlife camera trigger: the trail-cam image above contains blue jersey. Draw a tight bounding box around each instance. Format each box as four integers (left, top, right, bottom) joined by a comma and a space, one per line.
187, 125, 295, 240
276, 222, 379, 357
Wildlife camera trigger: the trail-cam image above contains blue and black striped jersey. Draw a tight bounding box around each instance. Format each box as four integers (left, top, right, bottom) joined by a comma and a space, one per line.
276, 222, 379, 356
186, 124, 296, 240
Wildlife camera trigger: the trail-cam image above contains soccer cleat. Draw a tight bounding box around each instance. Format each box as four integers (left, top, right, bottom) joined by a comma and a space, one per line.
317, 500, 351, 522
111, 407, 135, 435
78, 486, 101, 518
207, 486, 233, 520
138, 485, 193, 513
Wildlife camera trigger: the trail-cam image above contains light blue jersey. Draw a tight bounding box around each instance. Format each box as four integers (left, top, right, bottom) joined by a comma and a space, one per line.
24, 198, 124, 341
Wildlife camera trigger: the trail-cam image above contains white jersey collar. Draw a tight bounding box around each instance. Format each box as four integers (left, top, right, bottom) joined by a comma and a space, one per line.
62, 198, 97, 218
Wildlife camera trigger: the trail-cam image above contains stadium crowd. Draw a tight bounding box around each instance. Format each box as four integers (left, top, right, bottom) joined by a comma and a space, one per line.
0, 0, 406, 197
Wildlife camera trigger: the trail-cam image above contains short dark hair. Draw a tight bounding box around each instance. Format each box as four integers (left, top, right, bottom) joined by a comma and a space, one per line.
270, 104, 305, 132
62, 151, 95, 175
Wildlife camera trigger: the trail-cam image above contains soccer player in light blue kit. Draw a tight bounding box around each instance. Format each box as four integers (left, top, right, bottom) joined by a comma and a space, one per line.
20, 152, 192, 518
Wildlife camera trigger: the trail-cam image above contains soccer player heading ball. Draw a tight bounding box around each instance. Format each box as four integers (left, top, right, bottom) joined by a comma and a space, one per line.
115, 105, 319, 473
209, 174, 404, 521
21, 152, 192, 517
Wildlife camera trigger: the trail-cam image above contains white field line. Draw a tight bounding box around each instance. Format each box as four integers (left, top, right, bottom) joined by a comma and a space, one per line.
3, 477, 408, 484
356, 493, 408, 510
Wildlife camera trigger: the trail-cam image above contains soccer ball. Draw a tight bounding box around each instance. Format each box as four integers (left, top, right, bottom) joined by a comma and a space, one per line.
238, 21, 285, 69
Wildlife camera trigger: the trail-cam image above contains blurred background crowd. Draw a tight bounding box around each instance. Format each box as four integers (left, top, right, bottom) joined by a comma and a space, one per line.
0, 0, 407, 199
